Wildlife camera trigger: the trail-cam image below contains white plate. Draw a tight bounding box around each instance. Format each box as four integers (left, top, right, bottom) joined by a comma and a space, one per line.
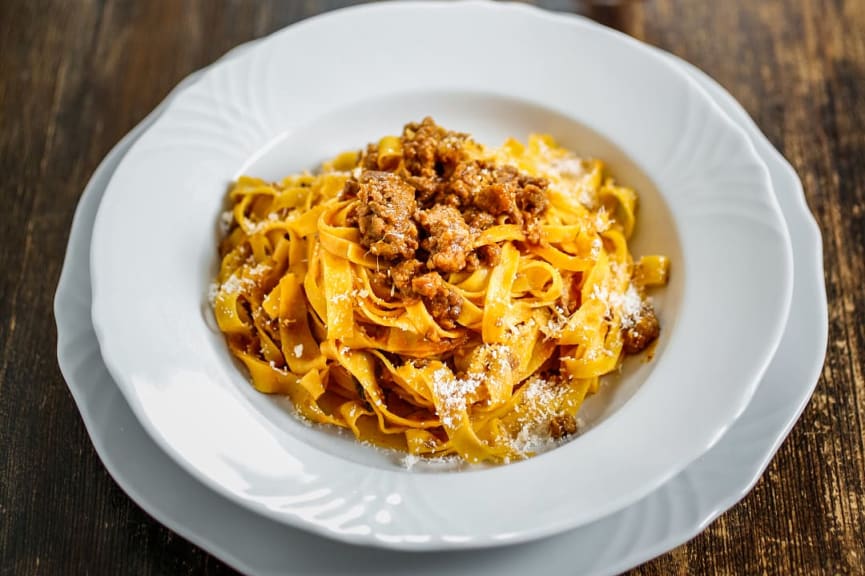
88, 2, 792, 548
55, 27, 826, 576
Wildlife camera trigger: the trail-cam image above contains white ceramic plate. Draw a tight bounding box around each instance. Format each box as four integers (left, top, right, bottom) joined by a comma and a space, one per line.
88, 2, 792, 548
55, 27, 826, 576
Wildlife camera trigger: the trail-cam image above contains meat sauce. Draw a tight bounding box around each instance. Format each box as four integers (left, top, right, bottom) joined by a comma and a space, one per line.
341, 117, 658, 353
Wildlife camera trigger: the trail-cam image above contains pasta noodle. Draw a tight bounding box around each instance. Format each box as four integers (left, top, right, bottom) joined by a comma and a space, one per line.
212, 118, 669, 464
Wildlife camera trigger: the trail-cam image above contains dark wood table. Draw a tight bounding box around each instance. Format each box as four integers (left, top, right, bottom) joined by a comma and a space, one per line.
2, 1, 862, 574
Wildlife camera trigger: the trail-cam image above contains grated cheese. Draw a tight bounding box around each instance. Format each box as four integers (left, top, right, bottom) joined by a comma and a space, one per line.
594, 207, 611, 233
549, 156, 587, 180
507, 376, 573, 456
207, 282, 220, 305
218, 210, 234, 234
401, 453, 462, 471
431, 367, 482, 428
592, 282, 644, 328
330, 293, 350, 304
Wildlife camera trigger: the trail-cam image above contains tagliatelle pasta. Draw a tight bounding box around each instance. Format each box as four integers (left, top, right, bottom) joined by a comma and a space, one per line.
212, 118, 669, 464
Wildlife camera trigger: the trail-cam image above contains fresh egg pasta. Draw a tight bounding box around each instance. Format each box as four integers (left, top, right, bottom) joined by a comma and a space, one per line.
212, 118, 669, 464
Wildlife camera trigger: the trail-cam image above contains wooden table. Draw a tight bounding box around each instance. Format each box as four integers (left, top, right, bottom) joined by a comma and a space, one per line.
2, 1, 862, 574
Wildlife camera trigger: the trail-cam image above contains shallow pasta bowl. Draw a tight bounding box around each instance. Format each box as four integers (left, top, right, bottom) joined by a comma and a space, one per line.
89, 1, 793, 549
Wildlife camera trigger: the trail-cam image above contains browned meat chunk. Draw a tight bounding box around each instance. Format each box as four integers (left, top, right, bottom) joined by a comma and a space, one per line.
391, 259, 425, 296
415, 204, 474, 273
448, 160, 492, 206
622, 302, 660, 354
476, 165, 518, 210
402, 117, 467, 180
471, 165, 549, 225
516, 180, 548, 216
402, 120, 438, 178
476, 243, 501, 266
475, 182, 519, 221
405, 174, 441, 205
340, 177, 359, 201
462, 242, 501, 271
549, 414, 577, 439
463, 208, 496, 231
412, 272, 462, 329
349, 118, 550, 278
355, 171, 418, 260
358, 143, 380, 171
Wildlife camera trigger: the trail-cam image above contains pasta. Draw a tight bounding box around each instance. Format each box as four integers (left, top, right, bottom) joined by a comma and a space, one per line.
212, 118, 669, 464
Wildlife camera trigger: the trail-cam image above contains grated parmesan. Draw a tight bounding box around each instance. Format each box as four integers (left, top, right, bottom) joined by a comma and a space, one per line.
591, 282, 644, 329
549, 156, 587, 180
506, 376, 575, 456
207, 282, 220, 305
268, 360, 287, 374
220, 274, 249, 295
431, 367, 483, 428
590, 236, 603, 258
401, 453, 462, 471
218, 210, 234, 234
594, 207, 611, 233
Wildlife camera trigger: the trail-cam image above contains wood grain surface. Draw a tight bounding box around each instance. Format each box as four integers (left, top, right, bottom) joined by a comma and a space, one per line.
1, 1, 862, 574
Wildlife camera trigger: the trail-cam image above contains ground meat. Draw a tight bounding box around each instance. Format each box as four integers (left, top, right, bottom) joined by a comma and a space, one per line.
463, 208, 496, 231
356, 119, 548, 244
436, 138, 467, 177
402, 117, 467, 180
340, 177, 359, 200
474, 165, 520, 218
448, 160, 492, 206
415, 204, 474, 273
355, 171, 418, 260
622, 302, 660, 354
391, 259, 425, 296
453, 163, 549, 228
402, 120, 438, 178
411, 272, 462, 329
516, 180, 548, 216
463, 252, 481, 271
346, 118, 555, 314
358, 143, 380, 171
406, 174, 441, 205
475, 243, 501, 266
474, 182, 517, 219
549, 414, 577, 439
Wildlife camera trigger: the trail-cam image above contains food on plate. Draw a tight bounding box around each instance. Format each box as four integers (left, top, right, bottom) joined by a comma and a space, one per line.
212, 118, 669, 464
